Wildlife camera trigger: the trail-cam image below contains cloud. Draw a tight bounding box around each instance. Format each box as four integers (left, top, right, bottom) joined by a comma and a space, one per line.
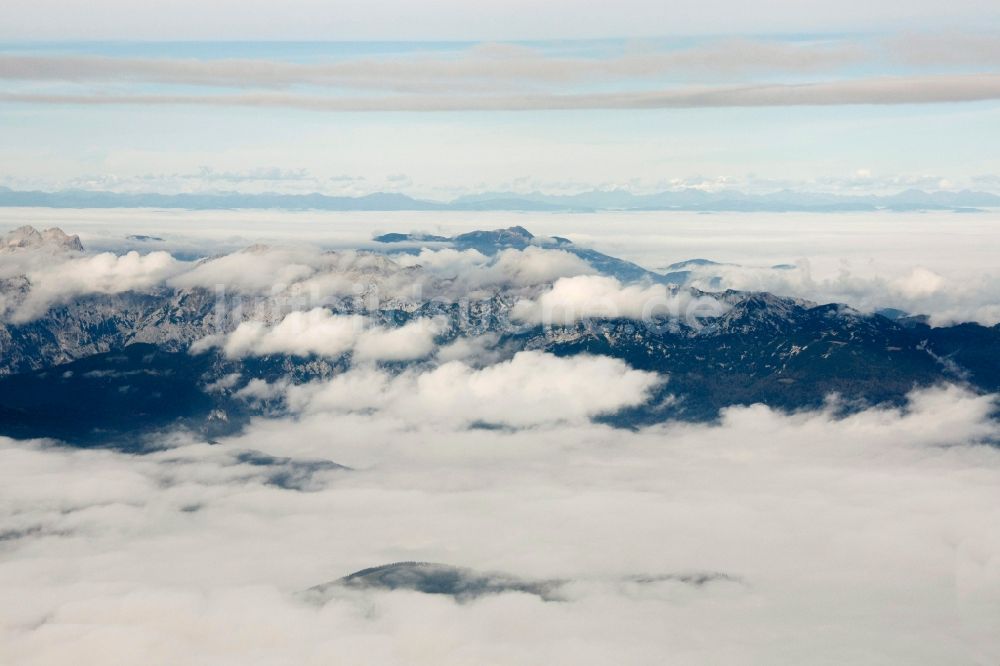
2, 33, 999, 93
1, 241, 354, 324
890, 31, 1000, 67
892, 266, 946, 298
354, 317, 446, 362
167, 246, 323, 294
1, 383, 998, 664
193, 308, 446, 362
512, 274, 728, 325
4, 73, 1000, 111
197, 309, 365, 358
2, 250, 185, 322
0, 238, 603, 326
0, 39, 870, 92
233, 377, 288, 403
166, 244, 595, 308
488, 247, 596, 286
681, 261, 1000, 326
4, 219, 999, 328
434, 334, 504, 366
393, 246, 596, 289
287, 350, 660, 426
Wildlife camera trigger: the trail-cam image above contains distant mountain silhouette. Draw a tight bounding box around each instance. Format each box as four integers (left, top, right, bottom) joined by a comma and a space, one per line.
2, 185, 997, 212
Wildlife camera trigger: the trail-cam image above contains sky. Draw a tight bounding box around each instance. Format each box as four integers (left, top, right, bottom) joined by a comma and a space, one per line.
0, 4, 999, 198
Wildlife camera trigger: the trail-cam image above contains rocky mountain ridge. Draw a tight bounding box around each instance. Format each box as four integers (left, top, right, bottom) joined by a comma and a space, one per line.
1, 225, 998, 445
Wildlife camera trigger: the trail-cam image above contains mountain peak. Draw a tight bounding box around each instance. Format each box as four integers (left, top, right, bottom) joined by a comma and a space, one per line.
453, 226, 535, 247
2, 225, 84, 253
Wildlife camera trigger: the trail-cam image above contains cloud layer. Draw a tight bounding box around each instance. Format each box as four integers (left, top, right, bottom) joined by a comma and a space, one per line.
2, 33, 999, 91
2, 383, 998, 664
5, 73, 1000, 111
5, 216, 1000, 327
0, 249, 185, 322
0, 240, 600, 324
681, 261, 1000, 326
3, 31, 1000, 113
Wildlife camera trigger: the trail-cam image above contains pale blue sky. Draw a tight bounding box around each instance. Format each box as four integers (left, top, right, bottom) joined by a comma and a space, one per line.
1, 33, 998, 198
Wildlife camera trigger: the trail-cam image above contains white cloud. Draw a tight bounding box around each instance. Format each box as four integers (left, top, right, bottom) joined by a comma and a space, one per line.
394, 245, 596, 290
194, 308, 445, 362
166, 244, 596, 312
3, 250, 185, 322
512, 274, 728, 325
4, 33, 1000, 88
204, 372, 241, 393
167, 246, 321, 294
220, 310, 365, 358
288, 350, 660, 426
5, 72, 1000, 111
0, 39, 870, 92
892, 266, 945, 298
167, 245, 411, 302
0, 237, 602, 327
234, 377, 288, 402
435, 334, 503, 366
490, 247, 596, 286
354, 317, 447, 362
1, 384, 998, 664
682, 261, 1000, 326
4, 213, 1000, 327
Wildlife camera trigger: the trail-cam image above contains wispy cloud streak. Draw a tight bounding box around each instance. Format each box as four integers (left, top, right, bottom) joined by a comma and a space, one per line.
3, 34, 999, 92
0, 40, 872, 91
2, 74, 999, 110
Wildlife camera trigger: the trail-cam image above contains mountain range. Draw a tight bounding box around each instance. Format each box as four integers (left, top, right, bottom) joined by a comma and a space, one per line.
2, 186, 998, 212
1, 225, 998, 447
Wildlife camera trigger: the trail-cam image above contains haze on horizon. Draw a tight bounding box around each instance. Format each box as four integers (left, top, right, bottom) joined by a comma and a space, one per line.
0, 0, 998, 200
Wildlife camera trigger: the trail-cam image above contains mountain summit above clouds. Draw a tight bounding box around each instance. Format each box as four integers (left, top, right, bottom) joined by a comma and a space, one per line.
375, 225, 689, 284
2, 225, 84, 253
0, 226, 997, 446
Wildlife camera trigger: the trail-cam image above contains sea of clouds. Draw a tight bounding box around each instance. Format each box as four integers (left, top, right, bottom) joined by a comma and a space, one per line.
2, 381, 999, 664
2, 208, 1000, 663
3, 207, 1000, 325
